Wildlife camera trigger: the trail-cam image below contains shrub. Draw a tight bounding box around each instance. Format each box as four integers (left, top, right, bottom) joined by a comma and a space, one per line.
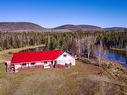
0, 47, 3, 51
8, 51, 12, 54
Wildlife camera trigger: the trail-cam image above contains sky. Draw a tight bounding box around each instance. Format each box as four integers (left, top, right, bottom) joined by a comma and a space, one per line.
0, 0, 127, 28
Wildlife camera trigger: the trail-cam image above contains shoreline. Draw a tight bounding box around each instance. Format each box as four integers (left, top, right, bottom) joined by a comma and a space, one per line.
110, 48, 127, 54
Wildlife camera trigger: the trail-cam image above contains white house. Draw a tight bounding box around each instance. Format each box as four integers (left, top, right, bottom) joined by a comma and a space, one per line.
5, 49, 75, 72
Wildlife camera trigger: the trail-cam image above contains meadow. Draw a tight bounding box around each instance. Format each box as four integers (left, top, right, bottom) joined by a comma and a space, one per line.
0, 45, 127, 95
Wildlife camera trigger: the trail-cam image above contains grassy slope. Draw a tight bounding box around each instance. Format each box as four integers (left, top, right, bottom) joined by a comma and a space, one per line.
0, 61, 127, 95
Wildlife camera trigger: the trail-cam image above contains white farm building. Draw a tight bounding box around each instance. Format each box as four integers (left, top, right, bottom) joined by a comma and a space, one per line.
5, 49, 75, 72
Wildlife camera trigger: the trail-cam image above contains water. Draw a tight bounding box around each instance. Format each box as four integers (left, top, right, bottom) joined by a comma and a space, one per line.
20, 47, 127, 68
107, 50, 127, 67
96, 49, 127, 67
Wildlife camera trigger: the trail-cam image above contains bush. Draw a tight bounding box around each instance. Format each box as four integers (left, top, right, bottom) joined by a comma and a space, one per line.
8, 51, 12, 54
0, 47, 3, 51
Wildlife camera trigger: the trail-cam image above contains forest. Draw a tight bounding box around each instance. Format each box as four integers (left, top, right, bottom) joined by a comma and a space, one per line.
0, 31, 127, 57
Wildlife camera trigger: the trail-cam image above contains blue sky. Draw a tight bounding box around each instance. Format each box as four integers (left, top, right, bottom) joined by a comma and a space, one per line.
0, 0, 127, 28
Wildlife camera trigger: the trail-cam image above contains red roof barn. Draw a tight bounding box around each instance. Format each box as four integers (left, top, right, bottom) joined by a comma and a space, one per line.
5, 49, 75, 72
12, 49, 63, 64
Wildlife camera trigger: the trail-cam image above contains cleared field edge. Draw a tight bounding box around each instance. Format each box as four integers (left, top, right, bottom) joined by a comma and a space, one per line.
0, 44, 45, 62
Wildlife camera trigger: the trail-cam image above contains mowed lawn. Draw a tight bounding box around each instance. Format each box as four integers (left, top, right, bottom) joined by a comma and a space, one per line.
0, 60, 127, 95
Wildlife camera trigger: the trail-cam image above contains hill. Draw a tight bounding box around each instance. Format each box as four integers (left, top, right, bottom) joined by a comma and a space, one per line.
0, 22, 46, 32
54, 24, 103, 31
104, 27, 127, 32
0, 22, 126, 32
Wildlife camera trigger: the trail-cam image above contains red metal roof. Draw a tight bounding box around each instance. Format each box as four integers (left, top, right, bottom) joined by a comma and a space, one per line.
11, 49, 64, 64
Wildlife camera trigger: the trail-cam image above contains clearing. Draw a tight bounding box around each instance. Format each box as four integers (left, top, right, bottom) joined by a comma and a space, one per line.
0, 45, 127, 95
0, 60, 127, 95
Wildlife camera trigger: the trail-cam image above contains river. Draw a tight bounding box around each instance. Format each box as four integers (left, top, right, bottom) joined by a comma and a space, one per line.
20, 47, 127, 68
96, 49, 127, 67
106, 50, 127, 67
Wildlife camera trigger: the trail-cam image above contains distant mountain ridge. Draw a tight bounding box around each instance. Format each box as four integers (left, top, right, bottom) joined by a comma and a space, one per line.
0, 22, 126, 32
104, 27, 127, 31
54, 24, 103, 31
0, 22, 46, 32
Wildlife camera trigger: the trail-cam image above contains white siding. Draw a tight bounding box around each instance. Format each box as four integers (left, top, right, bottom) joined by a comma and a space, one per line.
56, 52, 75, 66
15, 62, 43, 69
15, 64, 21, 70
13, 52, 75, 72
28, 62, 43, 66
36, 62, 43, 65
14, 64, 21, 72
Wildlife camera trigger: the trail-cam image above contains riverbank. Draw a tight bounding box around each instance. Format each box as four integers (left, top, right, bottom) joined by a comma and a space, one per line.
110, 48, 127, 54
77, 56, 127, 85
101, 60, 127, 90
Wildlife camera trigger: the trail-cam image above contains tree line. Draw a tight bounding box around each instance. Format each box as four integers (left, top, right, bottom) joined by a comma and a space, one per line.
0, 31, 127, 54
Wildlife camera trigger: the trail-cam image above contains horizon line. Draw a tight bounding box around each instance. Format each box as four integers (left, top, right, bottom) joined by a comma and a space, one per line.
0, 21, 127, 28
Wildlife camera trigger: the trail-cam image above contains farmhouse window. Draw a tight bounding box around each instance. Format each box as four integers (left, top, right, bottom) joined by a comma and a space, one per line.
22, 63, 26, 66
44, 61, 47, 64
31, 62, 36, 65
22, 63, 26, 68
54, 61, 57, 64
51, 61, 53, 64
63, 54, 67, 57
